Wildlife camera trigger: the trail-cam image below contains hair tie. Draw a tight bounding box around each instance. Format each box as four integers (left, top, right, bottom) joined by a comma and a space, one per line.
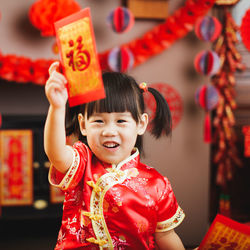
139, 82, 148, 93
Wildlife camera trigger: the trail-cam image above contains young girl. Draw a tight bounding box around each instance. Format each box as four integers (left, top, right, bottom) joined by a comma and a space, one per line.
44, 61, 185, 249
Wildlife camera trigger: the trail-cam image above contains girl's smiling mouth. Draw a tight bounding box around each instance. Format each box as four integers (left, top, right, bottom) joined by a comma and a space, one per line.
103, 142, 120, 149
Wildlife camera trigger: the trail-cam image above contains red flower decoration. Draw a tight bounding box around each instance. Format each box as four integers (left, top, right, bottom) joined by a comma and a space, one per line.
29, 0, 81, 36
240, 9, 250, 51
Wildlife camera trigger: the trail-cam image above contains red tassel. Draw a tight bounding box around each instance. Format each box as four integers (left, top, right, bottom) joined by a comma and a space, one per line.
204, 112, 211, 143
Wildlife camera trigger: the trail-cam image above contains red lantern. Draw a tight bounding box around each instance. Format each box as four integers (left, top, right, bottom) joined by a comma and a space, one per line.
195, 16, 222, 42
143, 83, 183, 130
29, 0, 81, 36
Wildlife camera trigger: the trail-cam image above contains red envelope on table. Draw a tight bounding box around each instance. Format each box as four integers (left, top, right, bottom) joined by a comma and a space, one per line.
198, 214, 250, 249
54, 8, 105, 107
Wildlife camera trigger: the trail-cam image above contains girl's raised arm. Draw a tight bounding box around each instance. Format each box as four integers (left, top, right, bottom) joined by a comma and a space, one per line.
44, 62, 73, 173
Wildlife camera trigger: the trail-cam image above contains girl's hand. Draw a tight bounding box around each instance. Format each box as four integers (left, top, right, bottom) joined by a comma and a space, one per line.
45, 61, 68, 108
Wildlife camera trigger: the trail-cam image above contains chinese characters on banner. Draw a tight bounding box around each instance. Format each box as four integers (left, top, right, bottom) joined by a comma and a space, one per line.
198, 214, 250, 249
0, 130, 33, 206
54, 8, 105, 107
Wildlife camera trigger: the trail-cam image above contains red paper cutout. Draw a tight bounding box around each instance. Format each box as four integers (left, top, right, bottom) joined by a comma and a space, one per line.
143, 83, 183, 130
55, 8, 105, 107
0, 0, 215, 85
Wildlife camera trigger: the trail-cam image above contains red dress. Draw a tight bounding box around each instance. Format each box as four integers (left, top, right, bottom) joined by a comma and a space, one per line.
49, 141, 185, 249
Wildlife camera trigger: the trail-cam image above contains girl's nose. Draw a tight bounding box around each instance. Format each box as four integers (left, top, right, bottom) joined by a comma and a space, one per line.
102, 124, 118, 136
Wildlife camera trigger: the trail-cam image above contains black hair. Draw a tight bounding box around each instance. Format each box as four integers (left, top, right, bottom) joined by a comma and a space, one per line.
65, 71, 172, 152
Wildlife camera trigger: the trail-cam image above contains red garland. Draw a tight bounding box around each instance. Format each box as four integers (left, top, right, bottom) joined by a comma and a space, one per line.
0, 0, 215, 85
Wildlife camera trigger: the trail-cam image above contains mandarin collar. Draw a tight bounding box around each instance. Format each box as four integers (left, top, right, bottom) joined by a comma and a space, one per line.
99, 148, 139, 171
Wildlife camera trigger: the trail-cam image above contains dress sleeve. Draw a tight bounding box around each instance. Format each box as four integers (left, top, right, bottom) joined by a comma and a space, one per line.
156, 177, 185, 232
48, 142, 89, 191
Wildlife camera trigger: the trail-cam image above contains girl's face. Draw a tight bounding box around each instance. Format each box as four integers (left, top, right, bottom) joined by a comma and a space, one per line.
78, 112, 148, 165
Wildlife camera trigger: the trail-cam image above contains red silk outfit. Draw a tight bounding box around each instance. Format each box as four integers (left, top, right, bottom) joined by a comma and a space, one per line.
49, 142, 185, 249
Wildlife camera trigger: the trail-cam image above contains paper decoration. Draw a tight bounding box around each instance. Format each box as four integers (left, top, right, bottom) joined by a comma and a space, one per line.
195, 16, 222, 42
107, 7, 134, 33
198, 214, 250, 249
195, 84, 219, 143
195, 84, 219, 111
0, 130, 33, 206
108, 47, 134, 72
242, 126, 250, 157
240, 9, 250, 52
55, 8, 105, 107
0, 0, 215, 85
143, 83, 183, 130
29, 0, 81, 36
194, 50, 221, 76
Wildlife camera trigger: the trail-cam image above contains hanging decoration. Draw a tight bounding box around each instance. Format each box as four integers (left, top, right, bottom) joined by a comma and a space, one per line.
108, 47, 134, 72
29, 0, 81, 36
0, 0, 215, 85
143, 83, 183, 130
194, 50, 221, 76
107, 7, 134, 33
195, 84, 219, 142
242, 126, 250, 157
0, 130, 33, 206
240, 8, 250, 52
211, 9, 245, 217
195, 16, 222, 42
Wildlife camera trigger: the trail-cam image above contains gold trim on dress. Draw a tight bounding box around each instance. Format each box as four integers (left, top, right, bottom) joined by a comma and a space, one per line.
86, 148, 139, 249
48, 146, 79, 190
156, 206, 185, 232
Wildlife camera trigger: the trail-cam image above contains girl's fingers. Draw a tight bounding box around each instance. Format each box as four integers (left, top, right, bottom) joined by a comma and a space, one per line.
52, 71, 67, 84
48, 61, 60, 75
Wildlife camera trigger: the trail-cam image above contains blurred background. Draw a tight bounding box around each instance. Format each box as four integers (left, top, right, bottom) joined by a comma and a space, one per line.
0, 0, 249, 249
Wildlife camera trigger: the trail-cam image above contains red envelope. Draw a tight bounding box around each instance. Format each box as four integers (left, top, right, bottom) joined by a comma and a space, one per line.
198, 214, 250, 249
54, 8, 105, 107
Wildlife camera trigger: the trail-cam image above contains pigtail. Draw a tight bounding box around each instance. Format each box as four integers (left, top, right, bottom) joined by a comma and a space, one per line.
65, 104, 81, 137
147, 87, 172, 138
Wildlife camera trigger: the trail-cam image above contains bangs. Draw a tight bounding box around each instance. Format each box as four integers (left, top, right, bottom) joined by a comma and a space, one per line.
85, 72, 143, 122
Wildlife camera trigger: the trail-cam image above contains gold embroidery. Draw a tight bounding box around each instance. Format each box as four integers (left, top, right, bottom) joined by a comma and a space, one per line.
89, 170, 128, 249
126, 168, 139, 178
83, 211, 102, 221
156, 206, 185, 232
87, 181, 102, 193
87, 148, 139, 249
112, 206, 119, 213
48, 146, 79, 190
86, 237, 107, 246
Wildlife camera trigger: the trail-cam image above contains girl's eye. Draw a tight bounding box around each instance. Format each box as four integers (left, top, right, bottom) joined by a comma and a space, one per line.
94, 120, 103, 123
117, 120, 126, 123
